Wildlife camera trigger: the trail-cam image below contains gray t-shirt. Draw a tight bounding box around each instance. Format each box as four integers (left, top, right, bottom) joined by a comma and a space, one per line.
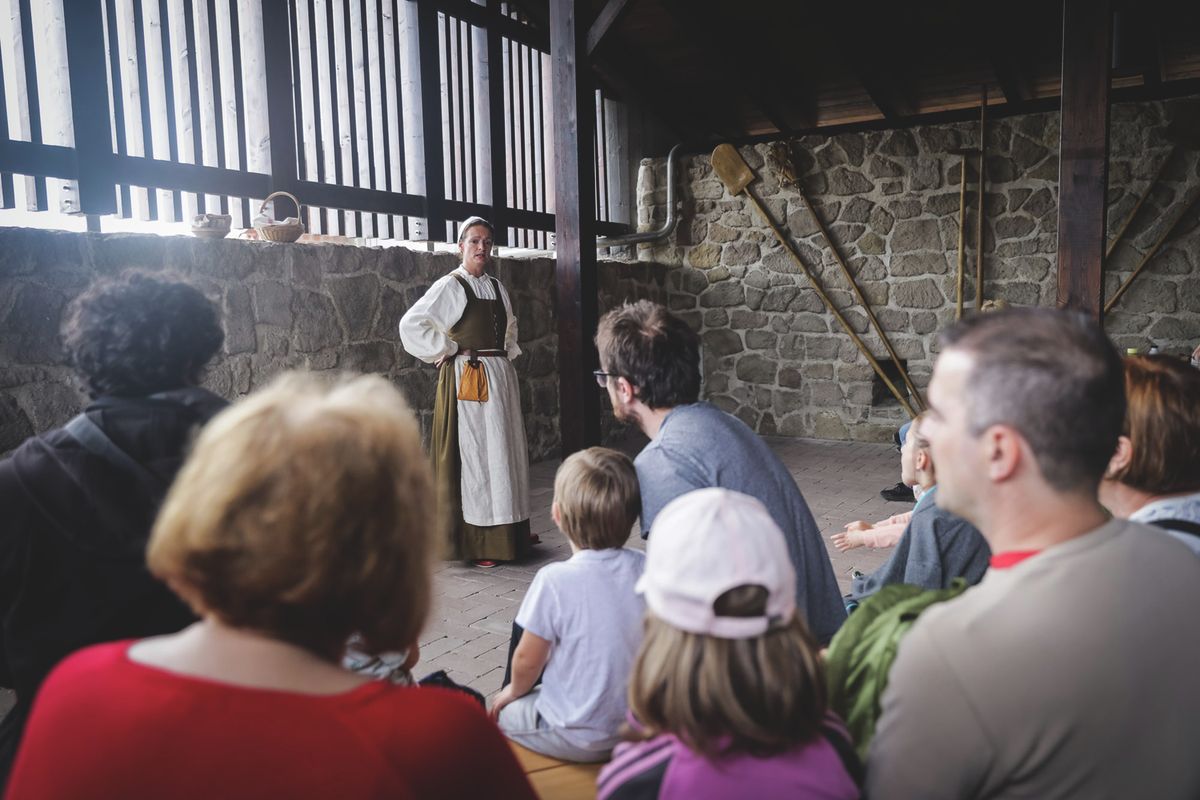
868, 518, 1200, 799
515, 547, 646, 753
635, 402, 846, 643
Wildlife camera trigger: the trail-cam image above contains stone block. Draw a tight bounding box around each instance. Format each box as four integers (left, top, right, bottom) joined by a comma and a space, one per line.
890, 252, 950, 277
707, 266, 732, 283
253, 282, 294, 328
1008, 188, 1033, 212
984, 155, 1018, 183
740, 286, 763, 310
829, 168, 874, 196
893, 278, 945, 308
810, 381, 844, 406
702, 329, 744, 357
686, 243, 722, 269
761, 286, 800, 312
1011, 135, 1051, 170
339, 341, 396, 373
882, 181, 904, 195
708, 223, 738, 243
838, 197, 872, 224
1148, 316, 1194, 341
877, 307, 909, 332
668, 293, 696, 310
789, 291, 826, 315
730, 310, 768, 330
880, 130, 919, 157
1029, 155, 1059, 180
674, 267, 709, 293
2, 284, 67, 364
1121, 279, 1178, 313
292, 291, 344, 352
735, 354, 778, 385
745, 329, 778, 350
328, 273, 380, 341
868, 157, 904, 179
857, 229, 886, 255
994, 216, 1036, 239
806, 336, 840, 359
812, 411, 848, 440
925, 192, 962, 217
704, 309, 729, 327
721, 211, 751, 228
722, 241, 760, 266
779, 367, 803, 388
909, 159, 943, 191
829, 222, 865, 244
890, 219, 943, 253
888, 199, 922, 219
223, 285, 256, 355
916, 126, 961, 154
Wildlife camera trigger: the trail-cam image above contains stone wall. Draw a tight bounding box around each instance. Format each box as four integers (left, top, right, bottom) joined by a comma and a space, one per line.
0, 228, 667, 457
638, 96, 1200, 441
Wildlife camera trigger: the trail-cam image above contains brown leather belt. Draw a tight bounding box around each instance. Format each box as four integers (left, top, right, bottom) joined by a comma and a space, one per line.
461, 348, 508, 359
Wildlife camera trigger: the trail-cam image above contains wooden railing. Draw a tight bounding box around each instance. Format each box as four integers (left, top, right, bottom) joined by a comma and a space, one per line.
0, 0, 631, 245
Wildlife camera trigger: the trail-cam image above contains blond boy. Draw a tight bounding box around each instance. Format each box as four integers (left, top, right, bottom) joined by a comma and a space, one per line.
489, 447, 644, 762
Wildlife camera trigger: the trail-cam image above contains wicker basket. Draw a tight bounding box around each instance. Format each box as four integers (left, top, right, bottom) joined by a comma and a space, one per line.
255, 191, 304, 243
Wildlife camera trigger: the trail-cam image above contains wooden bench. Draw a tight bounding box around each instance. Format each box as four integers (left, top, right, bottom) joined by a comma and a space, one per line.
510, 742, 604, 800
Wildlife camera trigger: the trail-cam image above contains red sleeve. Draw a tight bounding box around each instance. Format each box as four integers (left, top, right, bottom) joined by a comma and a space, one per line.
385, 687, 537, 800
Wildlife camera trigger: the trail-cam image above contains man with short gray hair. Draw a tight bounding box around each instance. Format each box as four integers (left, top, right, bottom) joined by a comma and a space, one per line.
867, 307, 1200, 799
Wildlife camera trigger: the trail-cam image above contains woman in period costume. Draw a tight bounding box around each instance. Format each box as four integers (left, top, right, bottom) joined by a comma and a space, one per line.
399, 217, 531, 567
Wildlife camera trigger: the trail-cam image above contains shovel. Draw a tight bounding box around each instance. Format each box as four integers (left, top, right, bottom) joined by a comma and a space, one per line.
710, 144, 918, 419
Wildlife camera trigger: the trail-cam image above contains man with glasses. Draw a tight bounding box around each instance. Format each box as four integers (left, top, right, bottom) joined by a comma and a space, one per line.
595, 301, 845, 643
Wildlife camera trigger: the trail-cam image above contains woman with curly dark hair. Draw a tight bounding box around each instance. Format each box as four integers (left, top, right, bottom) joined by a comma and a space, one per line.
0, 270, 227, 787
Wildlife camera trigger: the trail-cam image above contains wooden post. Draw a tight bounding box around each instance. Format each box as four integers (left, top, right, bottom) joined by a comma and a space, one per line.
550, 0, 601, 456
261, 0, 299, 196
416, 0, 448, 241
61, 0, 116, 216
1056, 0, 1112, 318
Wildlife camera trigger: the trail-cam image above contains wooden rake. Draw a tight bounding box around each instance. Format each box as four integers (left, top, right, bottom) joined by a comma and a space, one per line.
711, 144, 918, 419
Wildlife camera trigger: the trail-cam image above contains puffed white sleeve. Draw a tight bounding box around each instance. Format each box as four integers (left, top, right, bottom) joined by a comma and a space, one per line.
497, 280, 522, 360
398, 275, 468, 363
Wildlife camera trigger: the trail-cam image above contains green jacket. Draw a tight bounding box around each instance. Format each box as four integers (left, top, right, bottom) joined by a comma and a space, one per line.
824, 579, 970, 759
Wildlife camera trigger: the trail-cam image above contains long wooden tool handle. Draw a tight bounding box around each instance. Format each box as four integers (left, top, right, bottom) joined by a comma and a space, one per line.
956, 157, 968, 321
743, 190, 918, 419
1104, 189, 1200, 314
795, 184, 926, 411
1105, 145, 1178, 260
975, 86, 986, 312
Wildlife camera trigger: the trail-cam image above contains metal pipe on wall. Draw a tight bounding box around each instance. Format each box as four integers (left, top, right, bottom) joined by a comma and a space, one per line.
596, 142, 682, 249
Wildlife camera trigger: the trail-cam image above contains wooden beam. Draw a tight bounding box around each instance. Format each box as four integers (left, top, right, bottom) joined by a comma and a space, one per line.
659, 0, 793, 134
1056, 0, 1112, 318
587, 0, 633, 56
550, 0, 601, 455
61, 0, 117, 215
261, 0, 299, 193
416, 1, 448, 240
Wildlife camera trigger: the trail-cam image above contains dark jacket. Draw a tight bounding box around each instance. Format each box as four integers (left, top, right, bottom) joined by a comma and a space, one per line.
0, 387, 227, 782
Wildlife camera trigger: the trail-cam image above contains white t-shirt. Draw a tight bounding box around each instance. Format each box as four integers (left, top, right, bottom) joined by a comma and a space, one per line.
515, 547, 646, 752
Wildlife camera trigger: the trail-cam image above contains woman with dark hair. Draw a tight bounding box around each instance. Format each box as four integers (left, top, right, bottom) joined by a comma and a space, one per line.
399, 217, 531, 567
1099, 354, 1200, 556
0, 270, 228, 785
5, 373, 535, 799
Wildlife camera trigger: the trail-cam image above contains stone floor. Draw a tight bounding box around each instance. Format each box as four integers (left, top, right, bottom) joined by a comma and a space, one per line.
419, 435, 904, 698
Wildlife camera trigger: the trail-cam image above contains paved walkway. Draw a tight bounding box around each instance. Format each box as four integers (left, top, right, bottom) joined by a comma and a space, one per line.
420, 436, 905, 697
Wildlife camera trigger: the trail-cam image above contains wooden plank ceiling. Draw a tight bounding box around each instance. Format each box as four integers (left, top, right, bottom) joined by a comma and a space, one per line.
508, 0, 1200, 140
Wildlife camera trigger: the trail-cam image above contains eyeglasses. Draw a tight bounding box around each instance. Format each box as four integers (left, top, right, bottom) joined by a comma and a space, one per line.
593, 370, 615, 387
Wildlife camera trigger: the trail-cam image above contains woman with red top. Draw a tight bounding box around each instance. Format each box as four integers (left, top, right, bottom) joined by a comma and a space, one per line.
5, 372, 535, 800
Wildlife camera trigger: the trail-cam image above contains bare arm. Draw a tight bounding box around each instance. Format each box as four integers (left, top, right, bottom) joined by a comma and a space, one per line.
488, 630, 551, 721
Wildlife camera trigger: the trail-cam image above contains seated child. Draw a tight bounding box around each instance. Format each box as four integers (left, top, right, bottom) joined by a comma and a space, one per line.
846, 415, 990, 606
490, 447, 645, 762
597, 488, 861, 800
833, 418, 926, 552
